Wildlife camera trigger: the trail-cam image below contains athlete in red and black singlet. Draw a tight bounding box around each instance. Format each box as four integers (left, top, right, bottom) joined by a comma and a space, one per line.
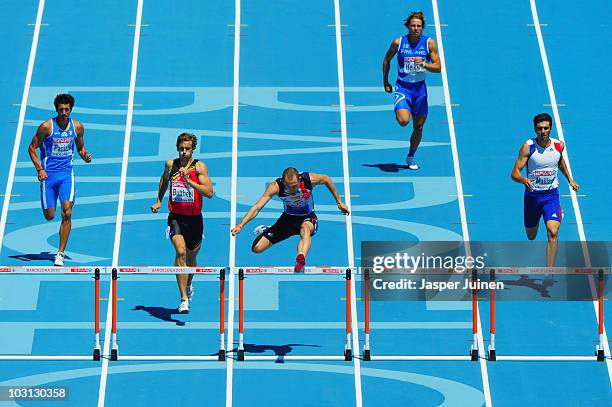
167, 158, 204, 250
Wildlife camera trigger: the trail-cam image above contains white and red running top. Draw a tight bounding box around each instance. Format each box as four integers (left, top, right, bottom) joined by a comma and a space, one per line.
525, 137, 563, 192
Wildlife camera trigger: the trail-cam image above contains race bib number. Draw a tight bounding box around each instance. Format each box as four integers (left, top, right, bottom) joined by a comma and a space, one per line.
51, 137, 72, 157
403, 57, 425, 74
534, 177, 554, 187
171, 184, 194, 202
533, 170, 556, 187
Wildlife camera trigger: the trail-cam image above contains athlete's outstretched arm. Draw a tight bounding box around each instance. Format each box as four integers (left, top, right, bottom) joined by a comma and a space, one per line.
424, 38, 441, 73
511, 143, 534, 191
231, 181, 279, 235
382, 38, 400, 93
28, 120, 52, 181
309, 172, 350, 215
557, 143, 579, 191
150, 160, 172, 213
73, 120, 92, 163
185, 161, 214, 198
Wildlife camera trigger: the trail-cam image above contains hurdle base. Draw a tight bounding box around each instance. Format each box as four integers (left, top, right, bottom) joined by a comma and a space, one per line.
363, 349, 371, 361
218, 349, 226, 361
111, 355, 221, 361
596, 348, 605, 362
110, 349, 118, 361
243, 355, 348, 361
495, 355, 598, 361
488, 349, 496, 361
368, 355, 473, 361
344, 349, 352, 361
237, 349, 245, 361
93, 349, 101, 361
0, 355, 96, 361
470, 349, 478, 361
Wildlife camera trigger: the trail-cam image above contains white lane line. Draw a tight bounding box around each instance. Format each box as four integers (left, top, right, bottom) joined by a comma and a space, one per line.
332, 1, 362, 406
0, 0, 46, 255
530, 0, 612, 385
98, 1, 144, 406
226, 0, 242, 406
431, 1, 493, 406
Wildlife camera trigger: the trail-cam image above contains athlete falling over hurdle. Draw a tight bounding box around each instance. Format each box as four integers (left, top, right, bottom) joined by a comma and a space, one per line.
382, 11, 441, 170
231, 168, 349, 272
150, 133, 214, 313
28, 94, 92, 267
511, 113, 579, 267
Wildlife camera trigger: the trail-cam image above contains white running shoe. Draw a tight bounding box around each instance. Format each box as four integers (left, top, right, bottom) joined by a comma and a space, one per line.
405, 155, 419, 170
178, 300, 189, 314
187, 285, 195, 302
54, 252, 65, 267
253, 225, 269, 236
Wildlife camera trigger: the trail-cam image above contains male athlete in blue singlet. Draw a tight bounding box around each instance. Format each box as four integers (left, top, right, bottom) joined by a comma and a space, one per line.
511, 113, 579, 267
383, 11, 441, 169
28, 94, 92, 266
231, 168, 349, 272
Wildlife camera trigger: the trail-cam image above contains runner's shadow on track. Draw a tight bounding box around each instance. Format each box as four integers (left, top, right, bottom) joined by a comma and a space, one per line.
8, 252, 72, 262
131, 305, 186, 326
227, 343, 320, 363
363, 163, 411, 173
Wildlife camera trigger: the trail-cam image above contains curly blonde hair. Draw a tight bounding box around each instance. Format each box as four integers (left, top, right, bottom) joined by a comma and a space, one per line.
404, 11, 425, 28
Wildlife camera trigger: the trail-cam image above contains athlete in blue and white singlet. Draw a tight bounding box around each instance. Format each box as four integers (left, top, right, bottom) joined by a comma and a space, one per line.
231, 168, 349, 272
28, 94, 92, 266
383, 11, 440, 169
512, 113, 579, 266
39, 116, 77, 209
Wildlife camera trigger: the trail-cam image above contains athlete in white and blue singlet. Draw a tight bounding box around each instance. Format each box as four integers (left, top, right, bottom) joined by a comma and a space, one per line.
231, 168, 349, 272
383, 11, 440, 170
28, 94, 92, 266
511, 113, 579, 267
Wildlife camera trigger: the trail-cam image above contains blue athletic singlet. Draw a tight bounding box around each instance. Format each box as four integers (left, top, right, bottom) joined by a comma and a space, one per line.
276, 172, 315, 216
40, 118, 76, 173
396, 34, 430, 86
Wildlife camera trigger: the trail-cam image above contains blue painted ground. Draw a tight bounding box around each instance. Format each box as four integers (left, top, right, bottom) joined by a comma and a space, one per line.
0, 0, 610, 406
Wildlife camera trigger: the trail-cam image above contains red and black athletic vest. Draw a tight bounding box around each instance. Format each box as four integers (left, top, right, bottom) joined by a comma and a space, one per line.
168, 158, 203, 216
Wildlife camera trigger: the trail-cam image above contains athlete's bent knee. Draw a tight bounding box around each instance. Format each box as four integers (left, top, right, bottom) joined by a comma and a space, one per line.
301, 223, 313, 236
61, 209, 72, 222
251, 235, 266, 253
397, 117, 410, 127
175, 245, 187, 259
252, 236, 271, 253
252, 242, 267, 253
525, 227, 538, 240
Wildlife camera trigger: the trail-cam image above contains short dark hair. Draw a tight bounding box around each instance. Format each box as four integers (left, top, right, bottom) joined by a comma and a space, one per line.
404, 11, 425, 29
176, 132, 198, 150
54, 94, 75, 109
282, 167, 299, 181
533, 113, 552, 128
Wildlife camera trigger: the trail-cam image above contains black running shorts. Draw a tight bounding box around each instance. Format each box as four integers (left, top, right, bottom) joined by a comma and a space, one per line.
167, 212, 203, 251
260, 212, 318, 244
